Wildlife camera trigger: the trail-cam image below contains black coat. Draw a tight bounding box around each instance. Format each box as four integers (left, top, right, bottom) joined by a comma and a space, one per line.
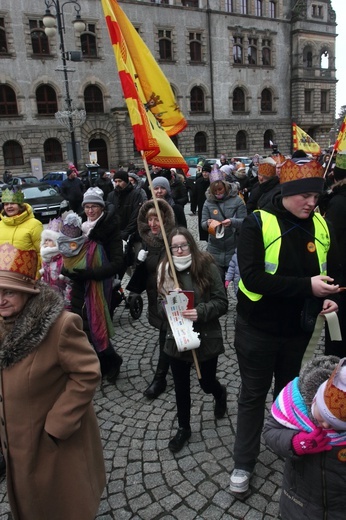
107, 183, 143, 240
195, 175, 210, 241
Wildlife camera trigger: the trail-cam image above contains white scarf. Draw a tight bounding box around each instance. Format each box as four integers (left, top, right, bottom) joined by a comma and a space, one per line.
158, 254, 192, 295
81, 212, 104, 236
172, 254, 192, 271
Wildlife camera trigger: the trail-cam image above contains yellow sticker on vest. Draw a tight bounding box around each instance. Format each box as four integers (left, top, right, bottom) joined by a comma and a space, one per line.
307, 242, 316, 253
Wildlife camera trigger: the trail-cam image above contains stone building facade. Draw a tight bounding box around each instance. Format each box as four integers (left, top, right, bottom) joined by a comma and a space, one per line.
0, 0, 337, 174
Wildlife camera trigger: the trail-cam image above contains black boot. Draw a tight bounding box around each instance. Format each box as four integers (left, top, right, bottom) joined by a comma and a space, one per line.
214, 385, 227, 419
98, 344, 123, 383
168, 427, 191, 453
143, 351, 170, 399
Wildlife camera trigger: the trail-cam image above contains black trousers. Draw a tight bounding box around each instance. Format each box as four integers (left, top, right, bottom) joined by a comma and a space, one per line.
233, 314, 311, 472
169, 355, 223, 429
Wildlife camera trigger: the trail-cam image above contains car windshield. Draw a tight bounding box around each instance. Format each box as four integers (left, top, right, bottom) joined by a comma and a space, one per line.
22, 177, 38, 183
23, 186, 58, 198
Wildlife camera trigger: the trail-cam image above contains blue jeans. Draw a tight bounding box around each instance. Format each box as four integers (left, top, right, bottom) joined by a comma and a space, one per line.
233, 314, 311, 472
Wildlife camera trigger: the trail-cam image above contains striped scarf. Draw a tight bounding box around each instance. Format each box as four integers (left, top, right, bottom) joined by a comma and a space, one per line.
271, 377, 346, 446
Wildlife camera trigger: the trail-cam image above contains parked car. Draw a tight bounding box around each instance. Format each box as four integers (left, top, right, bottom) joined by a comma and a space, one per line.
6, 174, 39, 188
40, 171, 68, 192
203, 158, 221, 169
16, 183, 69, 223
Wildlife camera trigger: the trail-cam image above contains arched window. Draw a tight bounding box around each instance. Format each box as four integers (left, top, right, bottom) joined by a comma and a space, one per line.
36, 85, 58, 115
3, 140, 24, 166
303, 46, 313, 68
81, 24, 97, 58
236, 131, 247, 151
84, 85, 104, 114
190, 87, 205, 112
29, 20, 49, 55
89, 138, 108, 169
158, 29, 172, 61
232, 88, 245, 112
44, 138, 63, 163
0, 85, 18, 116
261, 89, 272, 112
264, 129, 274, 149
194, 132, 207, 153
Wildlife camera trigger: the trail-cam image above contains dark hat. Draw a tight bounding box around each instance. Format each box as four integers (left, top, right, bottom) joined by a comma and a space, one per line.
202, 164, 212, 173
280, 159, 324, 197
113, 170, 129, 183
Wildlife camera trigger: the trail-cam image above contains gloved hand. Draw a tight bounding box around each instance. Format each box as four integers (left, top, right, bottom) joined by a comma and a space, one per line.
292, 427, 332, 456
225, 281, 230, 289
73, 268, 95, 280
137, 249, 148, 262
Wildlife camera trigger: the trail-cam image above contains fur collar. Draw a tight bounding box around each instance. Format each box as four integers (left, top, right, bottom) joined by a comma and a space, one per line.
137, 199, 175, 248
0, 283, 64, 369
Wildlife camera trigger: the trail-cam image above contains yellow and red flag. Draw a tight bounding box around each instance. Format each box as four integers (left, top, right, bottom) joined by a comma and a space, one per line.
292, 123, 321, 155
334, 116, 346, 152
101, 0, 188, 171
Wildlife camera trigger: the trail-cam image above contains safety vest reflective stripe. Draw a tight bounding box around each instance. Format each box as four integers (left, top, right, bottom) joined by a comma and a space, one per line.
238, 210, 329, 302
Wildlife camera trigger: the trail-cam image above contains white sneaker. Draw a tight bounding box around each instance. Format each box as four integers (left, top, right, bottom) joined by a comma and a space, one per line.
229, 469, 252, 493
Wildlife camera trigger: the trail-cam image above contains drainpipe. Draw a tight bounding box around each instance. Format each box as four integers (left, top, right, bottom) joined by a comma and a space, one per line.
207, 1, 217, 156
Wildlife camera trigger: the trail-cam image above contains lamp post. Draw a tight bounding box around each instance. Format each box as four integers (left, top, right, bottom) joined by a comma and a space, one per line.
43, 0, 86, 170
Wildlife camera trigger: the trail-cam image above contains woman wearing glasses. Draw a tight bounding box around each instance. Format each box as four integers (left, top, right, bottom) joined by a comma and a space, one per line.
157, 227, 228, 452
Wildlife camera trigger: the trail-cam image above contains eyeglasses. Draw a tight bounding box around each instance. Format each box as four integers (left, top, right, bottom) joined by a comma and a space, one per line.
170, 243, 190, 253
84, 205, 100, 211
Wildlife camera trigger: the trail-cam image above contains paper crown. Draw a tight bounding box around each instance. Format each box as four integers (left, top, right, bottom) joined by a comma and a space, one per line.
0, 243, 39, 294
47, 217, 63, 233
271, 154, 286, 165
336, 152, 346, 170
258, 157, 277, 177
2, 188, 24, 204
61, 212, 82, 238
315, 357, 346, 430
280, 159, 324, 184
209, 164, 225, 184
207, 219, 225, 238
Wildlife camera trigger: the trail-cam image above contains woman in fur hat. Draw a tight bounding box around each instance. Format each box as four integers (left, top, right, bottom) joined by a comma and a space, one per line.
0, 244, 105, 520
263, 356, 346, 520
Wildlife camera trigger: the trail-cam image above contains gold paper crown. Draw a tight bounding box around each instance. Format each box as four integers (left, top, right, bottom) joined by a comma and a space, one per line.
336, 152, 346, 170
2, 188, 24, 204
0, 243, 37, 279
323, 360, 346, 423
280, 159, 323, 184
258, 157, 277, 177
271, 154, 286, 165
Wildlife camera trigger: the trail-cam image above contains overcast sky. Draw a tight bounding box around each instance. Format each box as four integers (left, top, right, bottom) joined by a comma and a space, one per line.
333, 0, 346, 115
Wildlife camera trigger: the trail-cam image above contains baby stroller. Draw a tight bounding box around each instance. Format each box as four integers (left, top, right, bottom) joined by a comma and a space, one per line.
111, 275, 143, 320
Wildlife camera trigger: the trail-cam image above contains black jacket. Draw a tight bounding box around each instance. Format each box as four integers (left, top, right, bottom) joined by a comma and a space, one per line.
107, 183, 143, 240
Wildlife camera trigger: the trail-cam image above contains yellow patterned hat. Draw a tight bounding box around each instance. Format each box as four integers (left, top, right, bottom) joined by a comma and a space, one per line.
0, 243, 39, 294
315, 357, 346, 430
280, 159, 324, 196
258, 157, 277, 177
1, 188, 24, 204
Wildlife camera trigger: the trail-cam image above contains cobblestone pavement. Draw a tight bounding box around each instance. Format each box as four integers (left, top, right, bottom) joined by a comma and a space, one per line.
0, 209, 287, 520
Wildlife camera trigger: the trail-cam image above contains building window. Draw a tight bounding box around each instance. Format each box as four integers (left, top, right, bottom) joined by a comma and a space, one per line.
262, 40, 271, 66
304, 90, 313, 112
321, 50, 329, 69
304, 49, 313, 68
0, 85, 18, 116
84, 85, 104, 114
194, 132, 207, 153
312, 4, 323, 18
248, 38, 257, 65
240, 0, 248, 15
3, 140, 24, 166
189, 32, 202, 63
233, 88, 245, 112
225, 0, 233, 12
182, 0, 199, 6
321, 90, 330, 113
261, 89, 272, 112
29, 19, 50, 56
44, 138, 63, 163
264, 129, 274, 149
269, 1, 276, 18
233, 36, 243, 64
158, 29, 172, 61
36, 85, 58, 115
0, 17, 8, 53
236, 130, 247, 151
255, 0, 263, 16
81, 24, 97, 58
190, 87, 204, 112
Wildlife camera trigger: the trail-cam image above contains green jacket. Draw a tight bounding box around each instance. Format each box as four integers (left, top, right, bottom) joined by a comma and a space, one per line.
162, 263, 228, 362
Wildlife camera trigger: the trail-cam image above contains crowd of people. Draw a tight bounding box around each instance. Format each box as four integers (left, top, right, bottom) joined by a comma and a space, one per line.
1, 147, 346, 519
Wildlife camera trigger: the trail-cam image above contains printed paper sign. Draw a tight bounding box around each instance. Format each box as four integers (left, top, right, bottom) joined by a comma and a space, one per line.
164, 292, 200, 352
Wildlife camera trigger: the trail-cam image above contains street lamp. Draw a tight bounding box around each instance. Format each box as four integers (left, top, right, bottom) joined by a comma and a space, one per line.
43, 0, 86, 170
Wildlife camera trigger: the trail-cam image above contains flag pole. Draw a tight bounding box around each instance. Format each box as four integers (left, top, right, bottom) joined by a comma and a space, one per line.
324, 149, 335, 179
141, 152, 201, 379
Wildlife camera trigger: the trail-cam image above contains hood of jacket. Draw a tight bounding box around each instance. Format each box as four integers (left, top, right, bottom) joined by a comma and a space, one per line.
0, 283, 64, 369
137, 198, 175, 248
